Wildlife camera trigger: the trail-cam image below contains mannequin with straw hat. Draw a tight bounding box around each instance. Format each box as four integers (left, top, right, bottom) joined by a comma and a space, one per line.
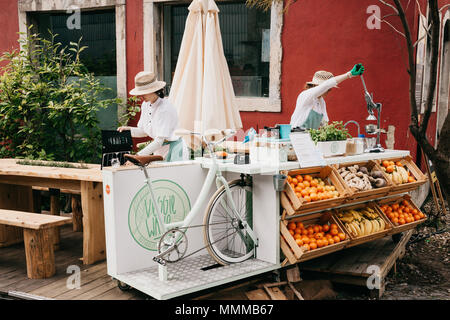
117, 71, 188, 162
290, 64, 365, 130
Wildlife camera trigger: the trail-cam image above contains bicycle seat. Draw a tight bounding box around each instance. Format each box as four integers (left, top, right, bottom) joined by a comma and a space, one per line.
124, 154, 164, 166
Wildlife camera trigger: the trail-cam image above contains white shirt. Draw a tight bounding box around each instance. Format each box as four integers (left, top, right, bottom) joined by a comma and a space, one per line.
290, 78, 338, 128
130, 97, 179, 141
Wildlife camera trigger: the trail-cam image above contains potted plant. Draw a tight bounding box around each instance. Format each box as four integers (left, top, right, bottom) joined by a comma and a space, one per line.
309, 121, 352, 157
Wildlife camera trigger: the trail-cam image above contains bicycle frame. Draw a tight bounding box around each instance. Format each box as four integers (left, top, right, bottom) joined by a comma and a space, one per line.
139, 133, 258, 246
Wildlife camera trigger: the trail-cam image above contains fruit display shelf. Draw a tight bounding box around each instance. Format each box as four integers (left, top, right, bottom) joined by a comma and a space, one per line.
281, 166, 350, 216
376, 194, 427, 235
377, 156, 428, 195
280, 211, 350, 264
333, 202, 392, 248
333, 160, 393, 203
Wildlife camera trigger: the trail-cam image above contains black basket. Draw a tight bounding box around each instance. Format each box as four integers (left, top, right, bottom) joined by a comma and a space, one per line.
101, 130, 133, 169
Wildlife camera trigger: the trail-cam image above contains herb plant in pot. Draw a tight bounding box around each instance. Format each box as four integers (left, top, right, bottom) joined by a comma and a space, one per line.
309, 122, 352, 157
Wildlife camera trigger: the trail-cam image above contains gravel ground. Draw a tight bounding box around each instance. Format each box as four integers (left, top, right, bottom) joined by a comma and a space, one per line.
336, 195, 449, 300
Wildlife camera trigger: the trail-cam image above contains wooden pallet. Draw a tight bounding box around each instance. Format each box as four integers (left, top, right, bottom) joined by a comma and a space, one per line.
299, 230, 413, 299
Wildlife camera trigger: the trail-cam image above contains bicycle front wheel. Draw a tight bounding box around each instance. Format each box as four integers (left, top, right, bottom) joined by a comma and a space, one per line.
203, 180, 255, 265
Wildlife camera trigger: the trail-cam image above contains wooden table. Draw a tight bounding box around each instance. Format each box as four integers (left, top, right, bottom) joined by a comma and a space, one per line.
0, 159, 105, 265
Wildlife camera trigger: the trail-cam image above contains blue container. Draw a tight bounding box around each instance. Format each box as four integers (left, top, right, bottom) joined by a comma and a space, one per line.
277, 124, 292, 140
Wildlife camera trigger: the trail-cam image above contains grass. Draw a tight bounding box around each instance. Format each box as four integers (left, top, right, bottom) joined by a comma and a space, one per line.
16, 159, 89, 169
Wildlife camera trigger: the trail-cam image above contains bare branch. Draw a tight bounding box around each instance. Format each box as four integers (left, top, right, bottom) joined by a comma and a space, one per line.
382, 13, 399, 19
379, 0, 400, 14
405, 0, 412, 11
440, 4, 450, 13
420, 0, 440, 136
413, 21, 433, 47
374, 15, 406, 38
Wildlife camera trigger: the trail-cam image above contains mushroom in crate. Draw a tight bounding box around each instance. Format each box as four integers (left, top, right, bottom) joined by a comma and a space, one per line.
281, 166, 348, 215
377, 194, 427, 234
280, 211, 350, 264
335, 161, 392, 202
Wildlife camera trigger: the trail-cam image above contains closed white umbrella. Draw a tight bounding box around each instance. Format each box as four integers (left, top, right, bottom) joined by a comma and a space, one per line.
169, 0, 242, 144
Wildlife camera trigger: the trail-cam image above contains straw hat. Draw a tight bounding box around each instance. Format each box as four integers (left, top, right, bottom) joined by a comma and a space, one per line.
306, 70, 339, 88
129, 71, 166, 96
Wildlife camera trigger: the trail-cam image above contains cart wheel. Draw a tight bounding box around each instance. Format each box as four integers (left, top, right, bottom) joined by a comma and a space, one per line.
392, 233, 403, 243
117, 280, 132, 291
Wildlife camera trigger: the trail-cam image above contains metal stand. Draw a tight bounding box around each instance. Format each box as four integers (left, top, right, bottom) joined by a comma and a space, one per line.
158, 264, 168, 282
361, 76, 385, 153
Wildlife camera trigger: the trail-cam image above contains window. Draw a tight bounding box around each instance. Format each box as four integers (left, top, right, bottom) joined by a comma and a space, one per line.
165, 2, 270, 98
18, 0, 127, 125
144, 0, 283, 112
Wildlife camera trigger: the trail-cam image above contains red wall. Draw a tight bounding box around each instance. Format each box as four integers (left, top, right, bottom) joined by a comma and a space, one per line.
0, 0, 19, 69
241, 0, 420, 159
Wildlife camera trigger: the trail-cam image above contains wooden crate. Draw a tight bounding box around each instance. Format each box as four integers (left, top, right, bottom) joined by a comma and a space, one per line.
280, 211, 350, 264
281, 166, 350, 216
333, 202, 392, 248
333, 160, 393, 203
376, 194, 427, 235
376, 156, 428, 195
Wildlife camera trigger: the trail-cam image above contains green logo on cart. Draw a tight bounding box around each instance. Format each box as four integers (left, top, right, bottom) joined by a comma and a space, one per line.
128, 179, 191, 251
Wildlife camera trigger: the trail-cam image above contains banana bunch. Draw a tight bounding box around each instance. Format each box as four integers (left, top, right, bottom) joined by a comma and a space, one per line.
338, 208, 386, 238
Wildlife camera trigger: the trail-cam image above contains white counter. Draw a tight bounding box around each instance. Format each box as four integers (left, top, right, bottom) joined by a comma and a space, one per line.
197, 149, 410, 175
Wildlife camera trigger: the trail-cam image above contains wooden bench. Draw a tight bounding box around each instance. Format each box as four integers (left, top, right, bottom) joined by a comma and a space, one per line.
0, 209, 72, 279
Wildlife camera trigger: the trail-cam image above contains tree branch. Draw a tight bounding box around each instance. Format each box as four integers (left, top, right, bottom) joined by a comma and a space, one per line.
392, 0, 419, 127
374, 15, 406, 37
420, 0, 440, 136
379, 0, 400, 14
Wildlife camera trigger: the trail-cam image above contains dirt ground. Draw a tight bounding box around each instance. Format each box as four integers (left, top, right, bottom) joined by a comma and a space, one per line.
334, 195, 450, 300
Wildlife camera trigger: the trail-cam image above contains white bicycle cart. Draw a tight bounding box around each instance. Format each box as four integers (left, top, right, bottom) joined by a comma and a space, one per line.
102, 131, 282, 300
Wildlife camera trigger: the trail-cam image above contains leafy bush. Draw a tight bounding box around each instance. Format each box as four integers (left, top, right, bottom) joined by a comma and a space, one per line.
0, 30, 121, 163
309, 121, 352, 143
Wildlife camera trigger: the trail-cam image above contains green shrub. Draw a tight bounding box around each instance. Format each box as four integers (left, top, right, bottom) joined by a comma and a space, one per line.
0, 30, 121, 163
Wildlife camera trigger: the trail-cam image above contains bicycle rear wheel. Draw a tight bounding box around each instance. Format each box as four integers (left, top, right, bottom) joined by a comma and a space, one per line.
203, 180, 255, 265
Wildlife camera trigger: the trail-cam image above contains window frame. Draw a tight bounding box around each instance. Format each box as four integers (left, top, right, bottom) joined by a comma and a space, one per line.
143, 0, 283, 112
18, 0, 128, 119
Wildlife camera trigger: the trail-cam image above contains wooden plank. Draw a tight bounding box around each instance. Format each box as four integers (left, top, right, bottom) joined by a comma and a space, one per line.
280, 192, 295, 216
280, 222, 303, 259
263, 285, 287, 300
71, 276, 118, 300
49, 189, 61, 250
245, 289, 270, 300
0, 184, 33, 247
71, 195, 83, 232
81, 181, 106, 265
0, 175, 81, 192
0, 159, 102, 182
23, 228, 55, 279
30, 262, 107, 298
89, 285, 137, 300
0, 210, 72, 230
280, 236, 297, 265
